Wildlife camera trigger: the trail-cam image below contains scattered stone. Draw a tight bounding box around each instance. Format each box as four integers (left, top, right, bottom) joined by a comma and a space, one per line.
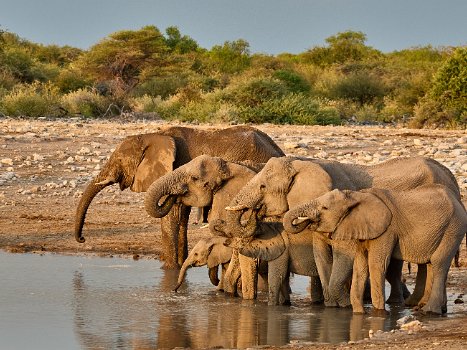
1, 158, 13, 166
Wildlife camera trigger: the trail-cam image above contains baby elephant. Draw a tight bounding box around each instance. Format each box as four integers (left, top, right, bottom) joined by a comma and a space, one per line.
175, 236, 233, 292
283, 184, 467, 315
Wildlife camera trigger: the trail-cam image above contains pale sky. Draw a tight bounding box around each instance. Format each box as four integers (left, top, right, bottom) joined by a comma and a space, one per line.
1, 0, 466, 54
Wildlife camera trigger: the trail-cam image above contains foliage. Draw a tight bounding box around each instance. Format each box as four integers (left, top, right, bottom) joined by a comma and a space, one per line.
61, 88, 109, 117
0, 81, 62, 117
0, 27, 465, 128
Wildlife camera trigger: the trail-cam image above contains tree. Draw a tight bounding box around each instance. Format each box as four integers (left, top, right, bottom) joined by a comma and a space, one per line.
164, 26, 199, 54
208, 39, 251, 73
77, 26, 169, 98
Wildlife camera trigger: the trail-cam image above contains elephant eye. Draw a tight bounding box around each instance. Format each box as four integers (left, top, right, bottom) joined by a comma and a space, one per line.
191, 176, 199, 181
260, 184, 266, 190
321, 205, 328, 210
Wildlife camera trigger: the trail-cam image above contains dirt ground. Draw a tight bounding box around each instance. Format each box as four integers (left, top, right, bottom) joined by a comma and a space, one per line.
1, 116, 466, 349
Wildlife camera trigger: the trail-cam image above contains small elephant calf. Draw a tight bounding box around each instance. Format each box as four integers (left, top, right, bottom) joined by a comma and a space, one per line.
284, 184, 467, 314
174, 236, 233, 292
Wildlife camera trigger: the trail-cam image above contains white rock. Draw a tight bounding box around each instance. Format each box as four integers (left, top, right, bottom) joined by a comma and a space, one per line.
33, 153, 44, 161
413, 139, 423, 146
1, 158, 13, 166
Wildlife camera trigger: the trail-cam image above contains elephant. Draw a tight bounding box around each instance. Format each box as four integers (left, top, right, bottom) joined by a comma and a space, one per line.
74, 125, 284, 269
174, 236, 233, 292
226, 223, 322, 305
282, 186, 467, 314
144, 154, 266, 299
225, 156, 461, 307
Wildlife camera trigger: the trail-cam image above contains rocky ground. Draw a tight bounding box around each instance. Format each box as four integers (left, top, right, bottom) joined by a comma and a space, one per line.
0, 116, 466, 349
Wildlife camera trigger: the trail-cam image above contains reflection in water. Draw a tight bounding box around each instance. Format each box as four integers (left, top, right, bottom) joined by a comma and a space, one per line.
0, 252, 411, 349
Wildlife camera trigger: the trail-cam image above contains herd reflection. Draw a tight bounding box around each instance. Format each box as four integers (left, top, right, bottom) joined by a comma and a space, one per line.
72, 265, 407, 349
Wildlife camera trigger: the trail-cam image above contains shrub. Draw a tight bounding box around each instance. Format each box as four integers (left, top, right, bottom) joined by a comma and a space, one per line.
61, 88, 109, 117
411, 96, 466, 128
330, 71, 386, 105
236, 93, 341, 125
0, 81, 62, 117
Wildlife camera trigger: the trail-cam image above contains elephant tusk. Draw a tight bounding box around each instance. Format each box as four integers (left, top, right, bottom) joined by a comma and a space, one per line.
225, 205, 245, 211
95, 179, 114, 186
293, 217, 310, 225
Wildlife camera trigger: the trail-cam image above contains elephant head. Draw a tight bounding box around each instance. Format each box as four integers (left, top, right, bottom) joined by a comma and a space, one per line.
283, 189, 392, 240
75, 133, 176, 243
174, 236, 233, 292
225, 223, 286, 262
226, 157, 333, 237
144, 155, 234, 218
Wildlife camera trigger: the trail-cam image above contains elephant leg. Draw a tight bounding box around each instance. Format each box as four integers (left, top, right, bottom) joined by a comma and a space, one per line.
177, 204, 190, 267
313, 235, 333, 306
350, 248, 368, 314
368, 249, 391, 312
328, 242, 353, 307
161, 205, 182, 269
417, 263, 433, 308
309, 275, 324, 304
405, 264, 426, 306
224, 250, 241, 296
268, 253, 289, 305
239, 254, 258, 300
385, 258, 405, 304
421, 262, 449, 314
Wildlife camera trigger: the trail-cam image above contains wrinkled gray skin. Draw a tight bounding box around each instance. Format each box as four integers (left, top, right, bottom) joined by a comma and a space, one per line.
74, 125, 284, 269
145, 155, 266, 299
174, 236, 233, 292
283, 186, 467, 314
228, 223, 322, 305
226, 156, 461, 307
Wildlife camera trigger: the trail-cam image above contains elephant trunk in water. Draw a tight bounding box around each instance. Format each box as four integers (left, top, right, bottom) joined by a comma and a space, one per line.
144, 170, 187, 218
283, 202, 320, 234
173, 258, 192, 292
75, 179, 115, 243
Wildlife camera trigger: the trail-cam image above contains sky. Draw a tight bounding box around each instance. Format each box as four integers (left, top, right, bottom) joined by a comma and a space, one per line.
1, 0, 466, 54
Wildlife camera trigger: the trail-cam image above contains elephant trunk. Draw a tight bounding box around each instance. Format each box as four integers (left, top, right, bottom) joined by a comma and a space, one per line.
145, 171, 187, 218
283, 202, 320, 234
209, 266, 220, 286
174, 258, 192, 292
74, 179, 114, 243
226, 209, 258, 238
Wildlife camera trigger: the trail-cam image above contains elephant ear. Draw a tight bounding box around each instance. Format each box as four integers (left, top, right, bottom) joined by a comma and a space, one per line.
237, 224, 286, 261
131, 134, 176, 192
332, 190, 392, 241
207, 240, 233, 268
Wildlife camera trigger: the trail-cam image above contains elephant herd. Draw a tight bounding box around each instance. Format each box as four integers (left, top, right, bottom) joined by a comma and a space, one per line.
75, 125, 467, 315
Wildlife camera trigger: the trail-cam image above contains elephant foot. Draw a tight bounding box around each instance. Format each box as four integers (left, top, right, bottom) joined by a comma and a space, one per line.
370, 308, 389, 317
161, 261, 181, 270
324, 300, 339, 307
405, 294, 421, 307
225, 291, 239, 298
310, 299, 324, 305
420, 304, 446, 315
386, 294, 405, 305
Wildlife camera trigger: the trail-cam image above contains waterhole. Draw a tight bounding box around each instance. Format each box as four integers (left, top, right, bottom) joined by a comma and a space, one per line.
0, 252, 411, 349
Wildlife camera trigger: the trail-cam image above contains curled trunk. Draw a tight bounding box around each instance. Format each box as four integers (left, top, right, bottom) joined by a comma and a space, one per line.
144, 171, 186, 218
74, 180, 113, 243
283, 203, 320, 234
226, 209, 258, 238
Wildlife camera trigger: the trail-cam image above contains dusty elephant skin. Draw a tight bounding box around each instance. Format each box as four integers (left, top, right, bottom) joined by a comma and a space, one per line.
284, 186, 467, 314
74, 125, 284, 269
226, 156, 463, 307
1, 119, 466, 350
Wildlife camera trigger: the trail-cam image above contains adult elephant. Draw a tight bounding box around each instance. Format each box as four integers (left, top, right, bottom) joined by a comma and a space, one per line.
74, 125, 284, 269
144, 155, 266, 299
225, 156, 461, 307
283, 186, 467, 314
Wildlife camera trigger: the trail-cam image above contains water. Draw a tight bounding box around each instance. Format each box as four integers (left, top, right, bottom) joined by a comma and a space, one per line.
0, 252, 410, 349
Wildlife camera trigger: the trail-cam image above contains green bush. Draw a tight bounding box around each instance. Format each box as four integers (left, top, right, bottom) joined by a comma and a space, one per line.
61, 88, 109, 117
236, 93, 341, 125
0, 82, 62, 117
411, 96, 466, 128
329, 72, 386, 105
